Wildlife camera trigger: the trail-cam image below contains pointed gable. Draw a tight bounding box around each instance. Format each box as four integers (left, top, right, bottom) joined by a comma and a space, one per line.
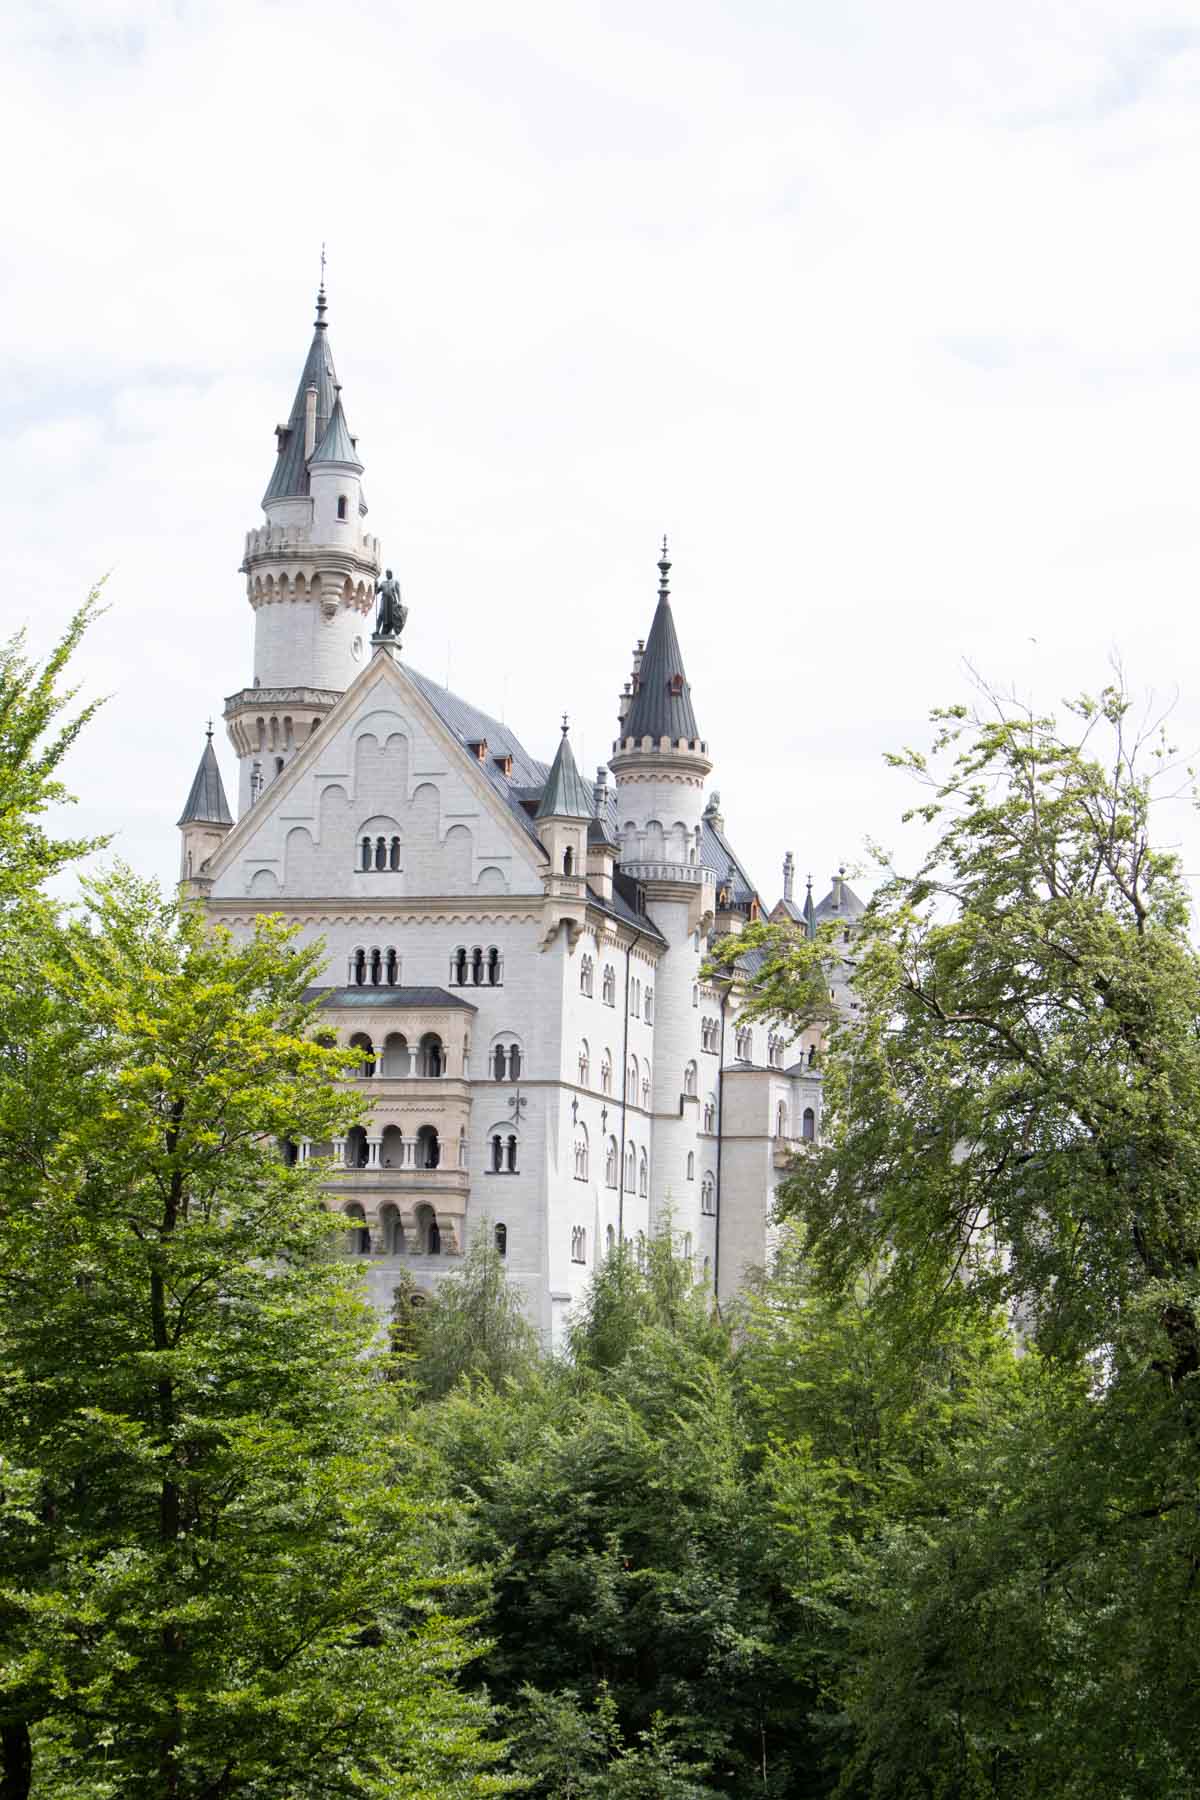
536, 725, 593, 820
311, 391, 362, 470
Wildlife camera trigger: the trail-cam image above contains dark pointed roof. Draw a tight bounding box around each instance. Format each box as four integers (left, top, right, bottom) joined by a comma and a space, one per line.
621, 540, 701, 744
310, 389, 362, 469
536, 721, 594, 820
178, 729, 232, 829
263, 284, 341, 506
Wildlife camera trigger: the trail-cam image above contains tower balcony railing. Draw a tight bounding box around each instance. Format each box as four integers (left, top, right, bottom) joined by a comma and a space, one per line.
619, 860, 709, 886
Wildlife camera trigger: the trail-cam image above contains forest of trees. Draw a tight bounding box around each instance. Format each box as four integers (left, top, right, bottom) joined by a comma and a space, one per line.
1, 603, 1199, 1797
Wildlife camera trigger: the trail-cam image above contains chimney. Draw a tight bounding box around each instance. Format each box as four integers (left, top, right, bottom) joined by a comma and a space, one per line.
617, 681, 633, 726
304, 384, 318, 460
783, 851, 795, 904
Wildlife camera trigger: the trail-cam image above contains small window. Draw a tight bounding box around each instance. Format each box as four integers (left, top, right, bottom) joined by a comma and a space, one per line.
495, 1222, 507, 1257
802, 1107, 816, 1142
389, 836, 401, 870
451, 947, 467, 986
360, 837, 372, 872
563, 846, 574, 876
487, 946, 502, 986
571, 1225, 587, 1264
337, 495, 348, 520
687, 1150, 695, 1180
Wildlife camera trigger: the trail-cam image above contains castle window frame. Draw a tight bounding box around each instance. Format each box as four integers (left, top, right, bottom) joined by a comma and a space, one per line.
337, 494, 348, 520
602, 965, 616, 1007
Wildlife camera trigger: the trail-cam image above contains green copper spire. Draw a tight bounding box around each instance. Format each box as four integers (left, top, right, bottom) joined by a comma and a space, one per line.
536, 717, 594, 820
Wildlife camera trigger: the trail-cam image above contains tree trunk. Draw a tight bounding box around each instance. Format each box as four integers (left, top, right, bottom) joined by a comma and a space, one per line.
0, 1721, 33, 1800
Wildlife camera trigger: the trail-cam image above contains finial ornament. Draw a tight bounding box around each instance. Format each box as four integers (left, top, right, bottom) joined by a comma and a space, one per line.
205, 719, 213, 741
657, 534, 671, 603
315, 245, 328, 328
561, 712, 570, 736
373, 568, 407, 646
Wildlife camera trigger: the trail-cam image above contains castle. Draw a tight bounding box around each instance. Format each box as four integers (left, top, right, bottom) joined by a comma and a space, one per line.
177, 282, 862, 1342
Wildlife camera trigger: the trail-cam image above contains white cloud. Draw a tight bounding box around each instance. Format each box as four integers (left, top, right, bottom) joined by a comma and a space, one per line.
5, 0, 1200, 904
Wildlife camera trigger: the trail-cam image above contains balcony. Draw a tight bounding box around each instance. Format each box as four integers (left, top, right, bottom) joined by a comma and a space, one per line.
620, 860, 707, 886
322, 1164, 470, 1199
773, 1136, 812, 1168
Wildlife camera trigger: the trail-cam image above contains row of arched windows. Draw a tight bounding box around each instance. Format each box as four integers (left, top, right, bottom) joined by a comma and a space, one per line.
768, 1034, 786, 1068
489, 1133, 519, 1173
701, 1016, 719, 1052
450, 946, 503, 987
360, 835, 401, 871
342, 1208, 509, 1259
570, 1225, 587, 1263
625, 1054, 651, 1107
573, 1126, 589, 1180
735, 1026, 754, 1061
345, 1031, 444, 1078
492, 1041, 522, 1081
349, 946, 400, 987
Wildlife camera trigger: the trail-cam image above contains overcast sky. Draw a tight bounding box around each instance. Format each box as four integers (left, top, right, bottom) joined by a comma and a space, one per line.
7, 0, 1200, 909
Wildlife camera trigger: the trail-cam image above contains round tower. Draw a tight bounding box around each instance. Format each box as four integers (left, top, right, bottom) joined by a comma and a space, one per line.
225, 281, 382, 813
609, 541, 712, 883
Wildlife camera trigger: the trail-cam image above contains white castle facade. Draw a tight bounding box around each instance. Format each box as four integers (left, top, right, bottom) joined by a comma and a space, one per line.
177, 284, 862, 1343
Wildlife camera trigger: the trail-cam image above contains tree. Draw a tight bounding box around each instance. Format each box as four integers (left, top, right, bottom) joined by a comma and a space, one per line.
405, 1232, 539, 1401
0, 866, 512, 1797
721, 680, 1200, 1796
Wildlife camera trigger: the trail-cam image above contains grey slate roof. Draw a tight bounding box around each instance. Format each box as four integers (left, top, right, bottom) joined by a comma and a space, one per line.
536, 728, 593, 819
262, 288, 340, 506
307, 985, 477, 1010
310, 391, 362, 469
404, 664, 549, 849
620, 546, 701, 744
177, 733, 232, 828
701, 817, 762, 912
814, 874, 866, 923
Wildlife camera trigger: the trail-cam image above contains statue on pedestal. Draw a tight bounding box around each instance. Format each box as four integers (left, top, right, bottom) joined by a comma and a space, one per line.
374, 569, 407, 641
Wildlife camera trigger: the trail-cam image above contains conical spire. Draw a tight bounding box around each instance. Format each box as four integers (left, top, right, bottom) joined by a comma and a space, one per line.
802, 875, 817, 941
310, 386, 362, 469
178, 724, 232, 828
621, 537, 701, 744
536, 717, 594, 819
262, 281, 341, 505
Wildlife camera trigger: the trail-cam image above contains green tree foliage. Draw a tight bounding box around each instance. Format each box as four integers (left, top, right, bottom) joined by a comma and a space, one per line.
0, 608, 510, 1798
720, 682, 1200, 1796
404, 1226, 540, 1400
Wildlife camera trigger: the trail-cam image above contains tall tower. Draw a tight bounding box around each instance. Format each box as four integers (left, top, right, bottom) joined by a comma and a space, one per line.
611, 542, 715, 1232
224, 280, 382, 814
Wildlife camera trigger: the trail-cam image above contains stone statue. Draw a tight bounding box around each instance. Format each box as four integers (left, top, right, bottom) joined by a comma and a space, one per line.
374, 569, 407, 640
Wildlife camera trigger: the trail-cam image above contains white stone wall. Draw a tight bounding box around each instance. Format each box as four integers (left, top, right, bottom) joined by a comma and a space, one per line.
252, 594, 365, 693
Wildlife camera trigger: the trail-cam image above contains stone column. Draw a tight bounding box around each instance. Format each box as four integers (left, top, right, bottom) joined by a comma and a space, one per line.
332, 1136, 347, 1167
367, 1136, 382, 1168
299, 1138, 312, 1164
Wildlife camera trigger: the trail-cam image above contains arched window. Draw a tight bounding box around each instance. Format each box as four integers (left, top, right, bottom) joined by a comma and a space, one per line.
495, 1222, 507, 1257
487, 946, 502, 986
385, 947, 398, 986
418, 1033, 444, 1078
451, 946, 467, 986
808, 1044, 817, 1067
379, 1203, 402, 1254
777, 1101, 789, 1139
491, 1133, 504, 1173
638, 1149, 648, 1197
802, 1107, 816, 1142
703, 1099, 716, 1133
345, 1125, 369, 1169
352, 947, 367, 986
370, 947, 382, 986
701, 1174, 715, 1215
360, 837, 372, 872
684, 1060, 697, 1097
626, 1055, 638, 1105
429, 1218, 441, 1255
374, 836, 387, 871
493, 1044, 507, 1082
416, 1125, 440, 1169
580, 953, 594, 996
702, 1254, 711, 1285
574, 1126, 589, 1181
506, 1134, 518, 1172
630, 977, 641, 1016
379, 1125, 404, 1168
687, 1151, 695, 1180
563, 846, 574, 876
344, 1203, 370, 1255
578, 1039, 590, 1086
605, 1137, 618, 1188
388, 835, 401, 870
415, 1204, 438, 1255
337, 494, 348, 520
645, 986, 654, 1022
641, 1073, 650, 1109
600, 1049, 612, 1096
683, 1231, 692, 1260
381, 1032, 410, 1078
624, 1143, 636, 1191
458, 1126, 468, 1167
470, 946, 483, 985
571, 1226, 587, 1264
602, 965, 616, 1006
349, 1032, 375, 1078
736, 1026, 752, 1061
606, 1223, 616, 1257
